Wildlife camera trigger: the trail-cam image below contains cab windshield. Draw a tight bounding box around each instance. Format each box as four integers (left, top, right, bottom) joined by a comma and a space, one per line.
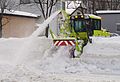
70, 17, 101, 32
71, 19, 86, 32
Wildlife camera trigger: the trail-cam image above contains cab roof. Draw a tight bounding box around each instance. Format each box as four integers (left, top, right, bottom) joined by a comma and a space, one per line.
70, 14, 101, 20
87, 14, 101, 20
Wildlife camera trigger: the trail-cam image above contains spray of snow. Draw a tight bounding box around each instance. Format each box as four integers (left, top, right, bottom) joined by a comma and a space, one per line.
30, 46, 90, 74
31, 10, 61, 37
14, 10, 61, 64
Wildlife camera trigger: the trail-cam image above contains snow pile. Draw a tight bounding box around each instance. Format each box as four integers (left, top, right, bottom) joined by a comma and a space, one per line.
31, 46, 90, 74
84, 36, 120, 56
81, 36, 120, 75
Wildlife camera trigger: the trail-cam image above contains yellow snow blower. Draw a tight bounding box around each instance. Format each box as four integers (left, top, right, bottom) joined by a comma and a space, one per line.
50, 10, 110, 58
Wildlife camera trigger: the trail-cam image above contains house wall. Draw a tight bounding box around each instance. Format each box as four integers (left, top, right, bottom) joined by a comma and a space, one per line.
97, 14, 120, 35
13, 0, 61, 36
2, 16, 37, 38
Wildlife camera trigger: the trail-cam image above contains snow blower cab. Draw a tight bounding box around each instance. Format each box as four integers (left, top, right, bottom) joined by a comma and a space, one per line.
70, 14, 110, 38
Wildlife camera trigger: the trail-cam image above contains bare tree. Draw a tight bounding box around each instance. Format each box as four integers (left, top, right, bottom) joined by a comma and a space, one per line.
33, 0, 58, 37
0, 0, 15, 37
82, 0, 120, 14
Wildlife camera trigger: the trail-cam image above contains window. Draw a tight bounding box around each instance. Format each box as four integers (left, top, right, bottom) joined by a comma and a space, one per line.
116, 23, 120, 31
71, 19, 86, 32
75, 20, 81, 32
20, 0, 30, 4
92, 19, 101, 30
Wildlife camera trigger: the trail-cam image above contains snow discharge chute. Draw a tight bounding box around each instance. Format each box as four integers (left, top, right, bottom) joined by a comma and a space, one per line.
31, 10, 61, 37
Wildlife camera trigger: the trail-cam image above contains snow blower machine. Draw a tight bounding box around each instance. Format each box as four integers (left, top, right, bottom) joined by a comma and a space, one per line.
50, 10, 110, 58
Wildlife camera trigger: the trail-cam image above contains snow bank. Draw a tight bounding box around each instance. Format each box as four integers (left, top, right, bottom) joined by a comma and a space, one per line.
81, 36, 120, 75
84, 36, 120, 56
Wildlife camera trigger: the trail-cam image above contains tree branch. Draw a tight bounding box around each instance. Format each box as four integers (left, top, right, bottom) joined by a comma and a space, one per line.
45, 0, 49, 19
38, 0, 46, 19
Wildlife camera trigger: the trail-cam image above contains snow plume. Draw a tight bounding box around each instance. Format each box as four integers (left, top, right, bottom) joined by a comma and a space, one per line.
14, 37, 53, 65
31, 10, 61, 37
14, 10, 61, 64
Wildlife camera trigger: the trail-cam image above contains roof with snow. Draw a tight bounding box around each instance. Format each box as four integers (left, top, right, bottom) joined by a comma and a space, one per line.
2, 9, 39, 18
96, 10, 120, 14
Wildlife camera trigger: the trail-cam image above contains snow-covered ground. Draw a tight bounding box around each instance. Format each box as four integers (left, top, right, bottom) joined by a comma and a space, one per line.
0, 36, 120, 82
